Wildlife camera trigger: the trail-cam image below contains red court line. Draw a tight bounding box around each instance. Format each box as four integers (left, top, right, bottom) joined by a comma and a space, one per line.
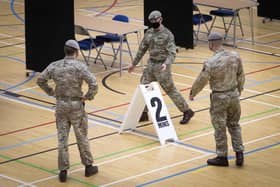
88, 102, 130, 114
0, 121, 55, 136
95, 0, 118, 17
245, 64, 280, 75
1, 64, 279, 136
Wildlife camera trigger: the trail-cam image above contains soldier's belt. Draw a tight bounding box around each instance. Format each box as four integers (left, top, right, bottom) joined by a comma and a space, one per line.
57, 96, 82, 101
150, 58, 166, 63
212, 87, 236, 94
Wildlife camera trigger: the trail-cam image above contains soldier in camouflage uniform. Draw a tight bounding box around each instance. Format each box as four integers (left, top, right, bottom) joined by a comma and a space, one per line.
189, 32, 245, 167
128, 10, 194, 124
37, 40, 98, 182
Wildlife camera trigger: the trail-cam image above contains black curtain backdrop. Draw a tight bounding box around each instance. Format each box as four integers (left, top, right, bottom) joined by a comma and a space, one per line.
257, 0, 280, 20
144, 0, 193, 49
25, 0, 75, 72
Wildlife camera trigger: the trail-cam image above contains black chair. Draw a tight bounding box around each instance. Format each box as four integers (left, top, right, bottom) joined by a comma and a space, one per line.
75, 25, 107, 70
209, 8, 244, 40
96, 14, 133, 67
193, 4, 213, 43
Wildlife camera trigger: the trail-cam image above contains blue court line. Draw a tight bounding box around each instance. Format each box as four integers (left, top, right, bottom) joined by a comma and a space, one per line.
1, 56, 25, 64
0, 118, 112, 151
246, 61, 280, 65
0, 56, 35, 93
265, 39, 280, 44
0, 94, 120, 151
0, 72, 35, 93
246, 76, 280, 87
0, 79, 125, 120
1, 72, 279, 151
10, 0, 24, 23
132, 129, 215, 154
0, 115, 119, 151
1, 54, 280, 151
175, 141, 215, 154
136, 142, 280, 187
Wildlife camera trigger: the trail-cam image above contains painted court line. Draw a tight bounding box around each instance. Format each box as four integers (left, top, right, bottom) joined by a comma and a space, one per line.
103, 135, 280, 187
136, 141, 280, 187
0, 174, 35, 187
24, 112, 280, 186
24, 145, 171, 186
99, 113, 280, 186
247, 98, 280, 108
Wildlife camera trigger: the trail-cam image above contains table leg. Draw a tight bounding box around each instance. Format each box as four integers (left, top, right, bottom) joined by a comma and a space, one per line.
233, 10, 237, 47
119, 35, 123, 76
249, 7, 255, 45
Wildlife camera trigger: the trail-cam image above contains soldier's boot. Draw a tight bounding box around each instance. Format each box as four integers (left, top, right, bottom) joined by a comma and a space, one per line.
59, 170, 67, 182
180, 109, 194, 124
207, 156, 229, 167
139, 112, 149, 122
85, 165, 98, 177
236, 151, 244, 166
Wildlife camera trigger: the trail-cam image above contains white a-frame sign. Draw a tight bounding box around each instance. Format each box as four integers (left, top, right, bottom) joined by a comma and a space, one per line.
119, 82, 178, 145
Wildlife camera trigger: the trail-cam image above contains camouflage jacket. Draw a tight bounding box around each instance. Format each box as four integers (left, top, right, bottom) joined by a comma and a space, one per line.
37, 56, 98, 100
190, 49, 245, 97
132, 26, 176, 65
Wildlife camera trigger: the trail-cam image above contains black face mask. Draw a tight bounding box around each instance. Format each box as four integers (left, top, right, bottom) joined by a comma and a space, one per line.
150, 22, 160, 29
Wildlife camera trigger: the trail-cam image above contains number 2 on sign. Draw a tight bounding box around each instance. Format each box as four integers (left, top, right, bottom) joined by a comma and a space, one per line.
150, 97, 169, 128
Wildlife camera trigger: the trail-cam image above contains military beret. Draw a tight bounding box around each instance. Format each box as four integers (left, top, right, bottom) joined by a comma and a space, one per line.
208, 32, 223, 41
148, 10, 162, 20
65, 39, 80, 50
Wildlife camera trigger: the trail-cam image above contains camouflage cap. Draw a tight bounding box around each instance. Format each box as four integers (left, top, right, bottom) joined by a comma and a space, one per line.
208, 32, 223, 41
148, 10, 162, 20
65, 39, 80, 50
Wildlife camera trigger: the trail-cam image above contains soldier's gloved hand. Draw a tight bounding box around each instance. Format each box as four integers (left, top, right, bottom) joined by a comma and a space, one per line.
160, 64, 166, 71
47, 88, 55, 96
189, 95, 194, 101
84, 93, 94, 100
128, 64, 136, 73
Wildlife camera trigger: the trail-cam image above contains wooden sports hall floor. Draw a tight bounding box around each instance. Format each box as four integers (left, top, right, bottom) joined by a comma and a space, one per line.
0, 0, 279, 186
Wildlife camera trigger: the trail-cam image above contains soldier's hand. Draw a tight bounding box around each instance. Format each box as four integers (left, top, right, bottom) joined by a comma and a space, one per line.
160, 64, 166, 71
189, 95, 194, 101
48, 89, 55, 96
81, 96, 86, 102
128, 64, 136, 73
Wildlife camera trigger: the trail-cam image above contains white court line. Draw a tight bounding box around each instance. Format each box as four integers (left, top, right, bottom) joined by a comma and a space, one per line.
247, 98, 280, 108
0, 33, 25, 41
78, 8, 144, 24
14, 85, 42, 93
245, 88, 280, 99
1, 0, 24, 6
25, 112, 280, 186
0, 41, 24, 48
171, 142, 210, 154
244, 132, 280, 145
100, 5, 141, 13
24, 145, 171, 185
99, 153, 213, 187
239, 40, 280, 50
86, 6, 141, 17
0, 174, 36, 187
182, 112, 280, 142
1, 67, 279, 185
100, 132, 280, 187
0, 95, 54, 112
172, 73, 280, 99
254, 32, 280, 40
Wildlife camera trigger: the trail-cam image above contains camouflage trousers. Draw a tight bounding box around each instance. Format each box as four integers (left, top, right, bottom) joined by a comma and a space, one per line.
210, 92, 244, 157
140, 62, 189, 113
55, 99, 93, 171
